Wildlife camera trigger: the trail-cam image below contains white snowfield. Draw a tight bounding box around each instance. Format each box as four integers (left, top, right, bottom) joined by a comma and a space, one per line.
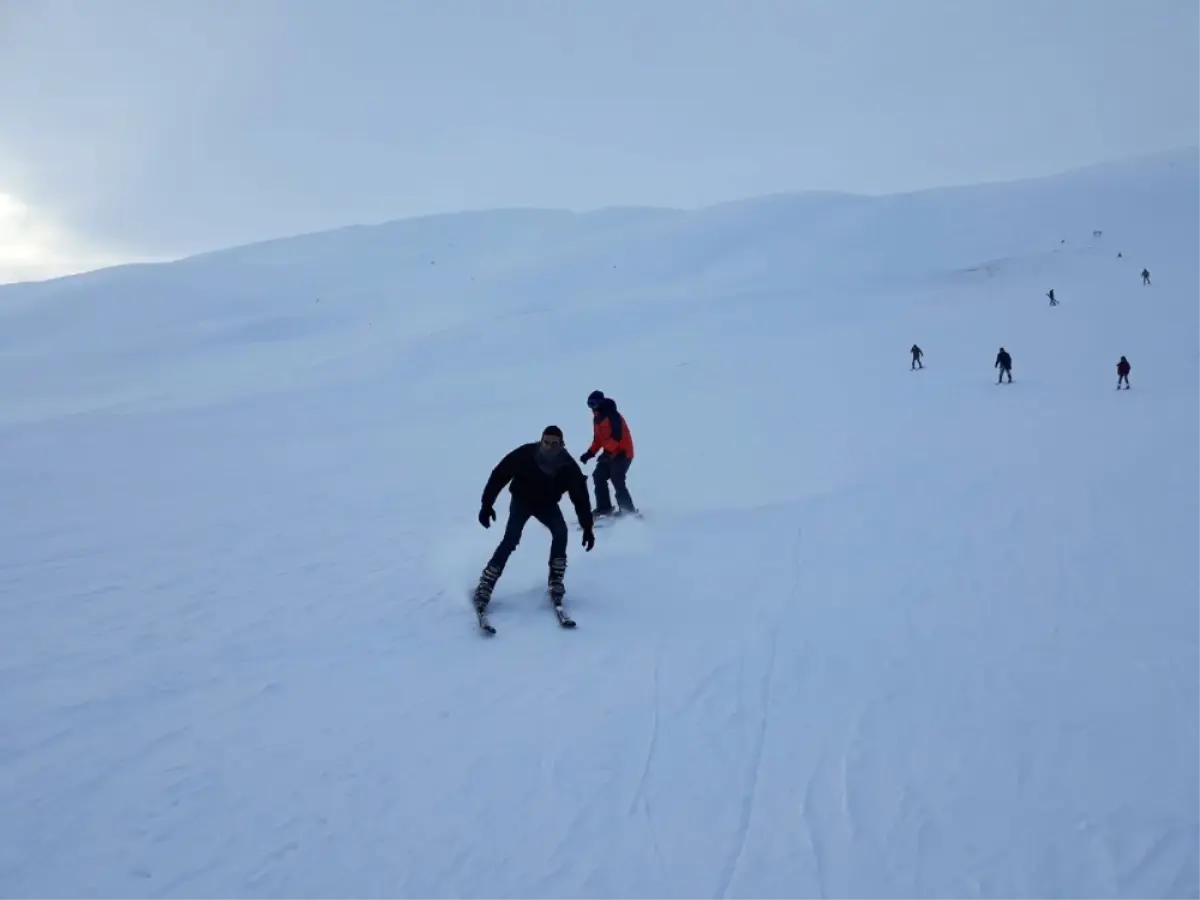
1, 148, 1196, 898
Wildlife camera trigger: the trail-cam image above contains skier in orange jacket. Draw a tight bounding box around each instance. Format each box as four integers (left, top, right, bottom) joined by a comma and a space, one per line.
579, 390, 638, 517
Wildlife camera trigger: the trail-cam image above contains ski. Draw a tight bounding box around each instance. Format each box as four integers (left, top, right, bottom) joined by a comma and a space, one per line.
471, 592, 570, 633
469, 589, 497, 635
477, 611, 496, 635
576, 510, 643, 531
547, 589, 576, 628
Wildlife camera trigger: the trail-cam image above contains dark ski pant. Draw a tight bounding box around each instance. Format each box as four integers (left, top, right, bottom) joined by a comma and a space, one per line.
1118, 373, 1130, 388
594, 453, 635, 512
487, 495, 568, 573
997, 366, 1012, 383
911, 355, 923, 369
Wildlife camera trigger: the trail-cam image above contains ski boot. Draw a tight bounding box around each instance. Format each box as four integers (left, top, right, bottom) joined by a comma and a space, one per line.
473, 564, 501, 614
548, 557, 567, 606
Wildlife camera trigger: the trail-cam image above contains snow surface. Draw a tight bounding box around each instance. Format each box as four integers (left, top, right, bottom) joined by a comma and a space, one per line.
1, 148, 1197, 898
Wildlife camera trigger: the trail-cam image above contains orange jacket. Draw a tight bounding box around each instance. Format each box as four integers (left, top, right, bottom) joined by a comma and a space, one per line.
587, 399, 635, 460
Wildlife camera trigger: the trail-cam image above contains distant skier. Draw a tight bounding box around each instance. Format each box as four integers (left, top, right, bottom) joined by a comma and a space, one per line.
995, 347, 1013, 383
580, 390, 638, 518
472, 425, 595, 614
910, 344, 924, 369
1141, 268, 1151, 285
1047, 288, 1057, 306
1116, 356, 1131, 390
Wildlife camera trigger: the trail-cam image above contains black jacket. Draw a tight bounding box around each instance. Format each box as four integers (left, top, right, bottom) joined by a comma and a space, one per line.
482, 442, 594, 530
995, 350, 1012, 369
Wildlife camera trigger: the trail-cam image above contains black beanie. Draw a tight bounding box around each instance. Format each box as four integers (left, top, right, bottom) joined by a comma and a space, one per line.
542, 425, 563, 439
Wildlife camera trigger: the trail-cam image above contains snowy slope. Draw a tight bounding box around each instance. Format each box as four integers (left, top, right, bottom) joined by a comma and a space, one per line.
0, 148, 1196, 898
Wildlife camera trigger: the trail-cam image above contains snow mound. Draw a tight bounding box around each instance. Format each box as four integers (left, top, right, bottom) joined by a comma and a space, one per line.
0, 147, 1196, 898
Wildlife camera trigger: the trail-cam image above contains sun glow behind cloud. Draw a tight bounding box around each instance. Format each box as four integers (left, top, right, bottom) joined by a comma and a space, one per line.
0, 191, 141, 284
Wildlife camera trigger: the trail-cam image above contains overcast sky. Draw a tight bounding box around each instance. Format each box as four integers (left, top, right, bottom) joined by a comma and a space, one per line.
0, 0, 1196, 281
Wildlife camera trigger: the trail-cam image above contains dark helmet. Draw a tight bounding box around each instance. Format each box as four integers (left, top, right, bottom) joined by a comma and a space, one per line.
586, 390, 605, 409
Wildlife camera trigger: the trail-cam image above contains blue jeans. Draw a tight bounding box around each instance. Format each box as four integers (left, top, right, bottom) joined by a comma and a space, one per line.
487, 494, 568, 571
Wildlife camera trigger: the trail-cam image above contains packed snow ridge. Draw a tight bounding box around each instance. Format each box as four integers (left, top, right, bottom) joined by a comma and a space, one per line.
0, 146, 1196, 898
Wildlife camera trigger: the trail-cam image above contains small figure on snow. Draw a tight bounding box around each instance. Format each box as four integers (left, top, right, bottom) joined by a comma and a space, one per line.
472, 425, 595, 614
911, 344, 924, 369
1142, 268, 1151, 285
1047, 288, 1058, 306
995, 347, 1013, 384
1116, 356, 1131, 390
580, 390, 638, 518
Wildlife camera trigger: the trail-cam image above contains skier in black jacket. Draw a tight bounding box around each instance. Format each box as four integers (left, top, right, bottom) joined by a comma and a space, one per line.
995, 347, 1013, 383
473, 425, 595, 613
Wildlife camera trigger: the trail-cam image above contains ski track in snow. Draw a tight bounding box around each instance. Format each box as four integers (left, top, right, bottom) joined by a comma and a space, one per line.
0, 152, 1198, 898
714, 525, 794, 900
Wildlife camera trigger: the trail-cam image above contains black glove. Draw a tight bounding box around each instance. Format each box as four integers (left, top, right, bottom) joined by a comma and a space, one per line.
581, 527, 595, 551
579, 451, 593, 464
478, 505, 496, 528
